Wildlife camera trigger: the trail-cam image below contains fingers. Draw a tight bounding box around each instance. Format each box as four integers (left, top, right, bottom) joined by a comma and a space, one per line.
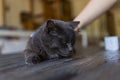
74, 26, 80, 32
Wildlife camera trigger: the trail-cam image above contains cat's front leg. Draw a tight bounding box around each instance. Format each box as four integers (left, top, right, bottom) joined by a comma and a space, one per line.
24, 52, 41, 65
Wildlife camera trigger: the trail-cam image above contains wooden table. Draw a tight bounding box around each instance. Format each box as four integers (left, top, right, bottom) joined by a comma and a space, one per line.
0, 46, 120, 80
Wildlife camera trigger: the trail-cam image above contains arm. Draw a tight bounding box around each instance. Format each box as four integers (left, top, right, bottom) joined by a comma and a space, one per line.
74, 0, 117, 31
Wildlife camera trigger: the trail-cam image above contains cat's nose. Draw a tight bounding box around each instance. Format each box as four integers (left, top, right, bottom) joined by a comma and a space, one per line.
69, 49, 74, 53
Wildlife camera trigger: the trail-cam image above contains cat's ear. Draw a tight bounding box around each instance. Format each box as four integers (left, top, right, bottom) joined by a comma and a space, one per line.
46, 20, 57, 33
69, 21, 80, 29
46, 20, 55, 28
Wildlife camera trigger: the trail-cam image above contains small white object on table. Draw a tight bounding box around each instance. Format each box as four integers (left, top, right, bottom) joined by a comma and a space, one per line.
0, 30, 32, 54
104, 36, 119, 51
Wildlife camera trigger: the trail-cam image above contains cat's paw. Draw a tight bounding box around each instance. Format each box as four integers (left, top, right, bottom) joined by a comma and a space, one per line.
25, 54, 41, 65
49, 54, 59, 59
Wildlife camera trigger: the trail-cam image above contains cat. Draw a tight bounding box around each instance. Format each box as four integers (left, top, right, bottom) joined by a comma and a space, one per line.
24, 19, 80, 64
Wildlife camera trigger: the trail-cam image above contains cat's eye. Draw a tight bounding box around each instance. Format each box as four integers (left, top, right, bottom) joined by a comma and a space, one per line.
49, 27, 57, 31
50, 31, 58, 36
62, 40, 67, 44
58, 36, 62, 39
63, 42, 67, 45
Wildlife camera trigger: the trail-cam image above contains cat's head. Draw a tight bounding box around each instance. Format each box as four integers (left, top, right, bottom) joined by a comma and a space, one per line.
41, 19, 80, 58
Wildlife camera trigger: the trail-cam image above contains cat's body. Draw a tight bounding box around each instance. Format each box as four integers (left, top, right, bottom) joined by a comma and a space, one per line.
24, 19, 79, 64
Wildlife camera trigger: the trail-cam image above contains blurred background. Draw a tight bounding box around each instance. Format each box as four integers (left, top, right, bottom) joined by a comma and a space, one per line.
0, 0, 120, 54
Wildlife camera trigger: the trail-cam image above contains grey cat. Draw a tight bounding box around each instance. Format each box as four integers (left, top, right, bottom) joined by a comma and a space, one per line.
24, 19, 79, 64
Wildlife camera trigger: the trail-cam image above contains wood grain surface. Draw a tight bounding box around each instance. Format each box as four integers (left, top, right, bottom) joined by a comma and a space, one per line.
0, 45, 120, 80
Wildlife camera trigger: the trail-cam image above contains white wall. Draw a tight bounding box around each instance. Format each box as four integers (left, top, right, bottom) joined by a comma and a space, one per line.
5, 0, 30, 28
33, 0, 43, 15
0, 0, 4, 26
71, 0, 89, 17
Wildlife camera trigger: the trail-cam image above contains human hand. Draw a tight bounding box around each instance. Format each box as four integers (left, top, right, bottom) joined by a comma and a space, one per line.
74, 22, 81, 32
74, 26, 80, 32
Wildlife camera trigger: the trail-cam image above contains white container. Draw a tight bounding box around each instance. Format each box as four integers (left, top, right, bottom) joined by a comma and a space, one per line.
104, 36, 119, 51
0, 39, 28, 54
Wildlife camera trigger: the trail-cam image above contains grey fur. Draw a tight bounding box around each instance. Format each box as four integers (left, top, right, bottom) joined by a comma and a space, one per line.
24, 19, 80, 64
